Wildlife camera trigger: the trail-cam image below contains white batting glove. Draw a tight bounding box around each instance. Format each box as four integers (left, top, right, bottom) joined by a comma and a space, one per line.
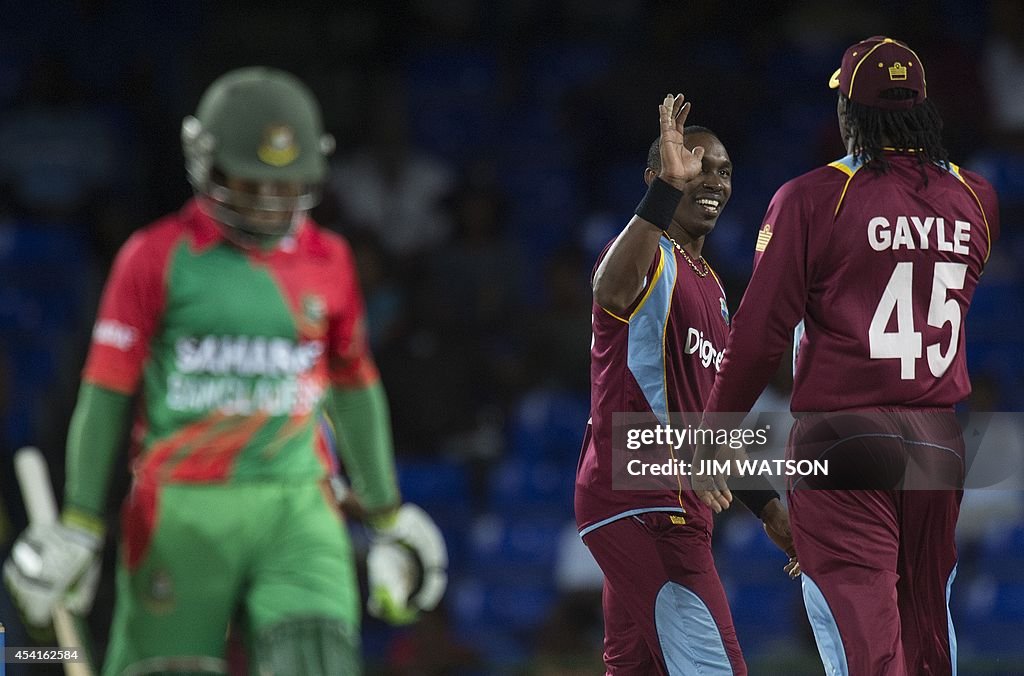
3, 521, 101, 626
367, 503, 448, 625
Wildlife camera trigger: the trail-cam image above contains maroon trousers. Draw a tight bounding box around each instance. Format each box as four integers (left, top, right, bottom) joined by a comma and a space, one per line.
787, 409, 963, 676
583, 511, 746, 676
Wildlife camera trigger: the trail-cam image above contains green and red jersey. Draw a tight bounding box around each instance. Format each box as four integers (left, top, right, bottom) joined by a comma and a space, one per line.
84, 199, 378, 484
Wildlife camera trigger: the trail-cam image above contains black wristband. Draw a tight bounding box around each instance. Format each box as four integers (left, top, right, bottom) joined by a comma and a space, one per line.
734, 481, 780, 519
635, 177, 685, 230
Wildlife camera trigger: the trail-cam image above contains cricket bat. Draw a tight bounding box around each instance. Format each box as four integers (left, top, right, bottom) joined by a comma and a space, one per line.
14, 447, 95, 676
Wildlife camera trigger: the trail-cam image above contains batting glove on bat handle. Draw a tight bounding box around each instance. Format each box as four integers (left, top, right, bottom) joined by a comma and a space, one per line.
3, 519, 102, 627
366, 503, 448, 625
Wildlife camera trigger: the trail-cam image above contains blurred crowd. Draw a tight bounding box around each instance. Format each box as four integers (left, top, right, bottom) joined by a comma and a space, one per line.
1, 1, 1023, 673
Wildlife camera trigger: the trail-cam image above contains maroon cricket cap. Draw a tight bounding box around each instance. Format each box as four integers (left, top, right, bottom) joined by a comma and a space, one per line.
828, 36, 927, 110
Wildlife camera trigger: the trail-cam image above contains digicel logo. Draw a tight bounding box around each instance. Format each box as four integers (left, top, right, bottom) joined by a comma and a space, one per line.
684, 327, 724, 371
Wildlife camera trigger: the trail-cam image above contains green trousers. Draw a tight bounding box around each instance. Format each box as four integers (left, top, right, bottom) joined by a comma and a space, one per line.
102, 480, 359, 675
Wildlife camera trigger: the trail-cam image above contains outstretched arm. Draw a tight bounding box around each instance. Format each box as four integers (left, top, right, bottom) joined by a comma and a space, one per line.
592, 94, 705, 316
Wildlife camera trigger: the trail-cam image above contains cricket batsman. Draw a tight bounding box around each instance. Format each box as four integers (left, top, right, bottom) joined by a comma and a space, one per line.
3, 66, 447, 675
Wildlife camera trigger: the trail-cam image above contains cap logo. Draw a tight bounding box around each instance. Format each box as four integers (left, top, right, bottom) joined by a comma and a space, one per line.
888, 62, 908, 81
258, 124, 299, 167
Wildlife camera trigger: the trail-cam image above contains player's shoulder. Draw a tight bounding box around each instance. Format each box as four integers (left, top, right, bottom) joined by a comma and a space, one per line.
771, 159, 855, 204
946, 162, 1001, 243
592, 234, 663, 270
298, 219, 356, 265
116, 208, 192, 268
950, 163, 998, 202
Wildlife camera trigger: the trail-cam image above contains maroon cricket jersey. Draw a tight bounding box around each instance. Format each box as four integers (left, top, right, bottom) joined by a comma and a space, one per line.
705, 151, 999, 418
575, 236, 732, 537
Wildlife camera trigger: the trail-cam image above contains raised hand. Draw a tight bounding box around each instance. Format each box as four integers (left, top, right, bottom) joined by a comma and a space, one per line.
658, 93, 705, 189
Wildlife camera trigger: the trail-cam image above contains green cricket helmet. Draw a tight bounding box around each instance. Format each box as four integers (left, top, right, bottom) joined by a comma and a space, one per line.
181, 67, 335, 246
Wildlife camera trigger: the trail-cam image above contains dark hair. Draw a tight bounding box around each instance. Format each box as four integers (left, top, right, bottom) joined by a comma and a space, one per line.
843, 89, 948, 182
647, 125, 719, 172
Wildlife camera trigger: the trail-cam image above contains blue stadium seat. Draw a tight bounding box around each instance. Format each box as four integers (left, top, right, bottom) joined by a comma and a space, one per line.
501, 163, 582, 260
967, 341, 1024, 390
429, 505, 473, 576
506, 388, 589, 462
956, 620, 1024, 658
450, 576, 534, 663
397, 458, 471, 508
452, 569, 557, 633
978, 525, 1024, 582
723, 578, 801, 655
956, 574, 1024, 662
483, 579, 557, 631
488, 456, 574, 515
0, 223, 93, 339
959, 571, 1024, 626
968, 150, 1024, 203
968, 282, 1024, 340
469, 512, 564, 569
715, 516, 789, 582
393, 459, 475, 566
992, 582, 1024, 619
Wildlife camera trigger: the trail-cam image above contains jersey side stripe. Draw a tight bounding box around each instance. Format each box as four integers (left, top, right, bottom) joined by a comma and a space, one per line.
626, 239, 676, 425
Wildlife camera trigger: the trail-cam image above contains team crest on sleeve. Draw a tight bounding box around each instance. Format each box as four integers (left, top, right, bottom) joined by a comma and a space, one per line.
720, 297, 730, 326
755, 223, 773, 252
299, 294, 327, 338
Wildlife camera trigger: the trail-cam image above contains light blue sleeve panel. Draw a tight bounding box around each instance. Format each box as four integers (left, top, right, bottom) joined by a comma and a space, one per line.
627, 238, 677, 425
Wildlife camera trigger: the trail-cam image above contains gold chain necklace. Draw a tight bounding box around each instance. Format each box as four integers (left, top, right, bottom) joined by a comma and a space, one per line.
663, 231, 709, 278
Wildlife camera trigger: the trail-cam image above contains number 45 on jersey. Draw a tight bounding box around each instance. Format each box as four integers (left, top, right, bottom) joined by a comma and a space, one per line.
869, 262, 968, 380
